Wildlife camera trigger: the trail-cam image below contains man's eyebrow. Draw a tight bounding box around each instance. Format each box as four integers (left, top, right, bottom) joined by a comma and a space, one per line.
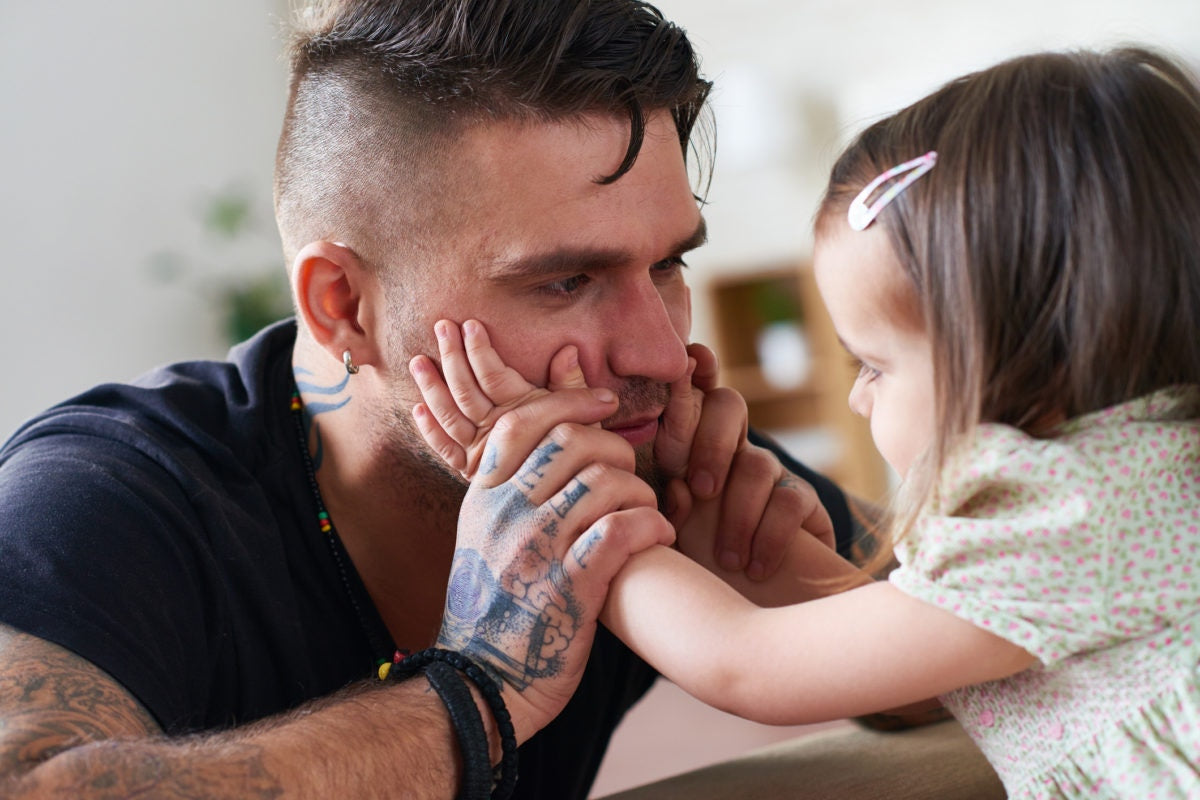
484, 217, 708, 282
675, 217, 708, 256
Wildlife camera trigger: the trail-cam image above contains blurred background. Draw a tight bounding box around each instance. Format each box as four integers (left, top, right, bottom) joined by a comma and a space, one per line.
2, 0, 1198, 792
2, 0, 1198, 442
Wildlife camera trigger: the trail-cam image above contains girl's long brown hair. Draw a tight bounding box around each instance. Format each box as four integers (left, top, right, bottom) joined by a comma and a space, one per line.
817, 47, 1200, 571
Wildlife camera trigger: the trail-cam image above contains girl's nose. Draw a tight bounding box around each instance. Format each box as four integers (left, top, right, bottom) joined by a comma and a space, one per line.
847, 378, 871, 419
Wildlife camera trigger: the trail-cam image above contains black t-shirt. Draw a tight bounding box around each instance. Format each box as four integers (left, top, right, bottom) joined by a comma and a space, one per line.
0, 319, 855, 798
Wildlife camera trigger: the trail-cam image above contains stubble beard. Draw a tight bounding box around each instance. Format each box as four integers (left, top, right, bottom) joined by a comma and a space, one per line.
618, 376, 672, 501
376, 290, 673, 507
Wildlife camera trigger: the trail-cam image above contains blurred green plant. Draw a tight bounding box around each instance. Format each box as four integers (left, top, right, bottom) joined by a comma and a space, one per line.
149, 185, 292, 345
752, 277, 804, 325
219, 270, 293, 344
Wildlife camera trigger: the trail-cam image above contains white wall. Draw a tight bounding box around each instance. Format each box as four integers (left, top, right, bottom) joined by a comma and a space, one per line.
3, 0, 1198, 439
652, 0, 1200, 347
0, 1, 288, 437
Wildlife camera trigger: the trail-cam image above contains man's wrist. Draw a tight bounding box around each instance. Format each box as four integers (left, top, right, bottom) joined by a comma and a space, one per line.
384, 647, 519, 799
464, 678, 503, 767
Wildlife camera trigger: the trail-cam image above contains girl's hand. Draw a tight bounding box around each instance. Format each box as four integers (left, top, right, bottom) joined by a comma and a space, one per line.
411, 320, 836, 581
409, 319, 593, 481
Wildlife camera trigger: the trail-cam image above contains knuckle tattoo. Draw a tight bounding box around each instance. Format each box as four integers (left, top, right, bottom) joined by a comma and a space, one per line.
548, 478, 590, 519
514, 440, 563, 491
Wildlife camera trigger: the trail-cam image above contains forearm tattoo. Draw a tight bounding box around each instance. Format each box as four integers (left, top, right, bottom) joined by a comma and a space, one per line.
0, 628, 283, 798
21, 742, 284, 800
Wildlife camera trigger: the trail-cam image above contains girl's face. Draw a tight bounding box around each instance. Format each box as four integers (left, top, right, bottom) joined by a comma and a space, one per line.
813, 224, 935, 478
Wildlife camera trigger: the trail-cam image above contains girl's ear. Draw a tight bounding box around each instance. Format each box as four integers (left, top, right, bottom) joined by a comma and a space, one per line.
291, 241, 382, 370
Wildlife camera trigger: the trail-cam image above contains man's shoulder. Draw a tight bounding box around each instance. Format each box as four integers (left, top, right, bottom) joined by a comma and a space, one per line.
0, 321, 354, 733
1, 320, 297, 469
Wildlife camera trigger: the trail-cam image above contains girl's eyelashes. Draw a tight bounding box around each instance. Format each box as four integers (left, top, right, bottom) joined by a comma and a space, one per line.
849, 355, 882, 382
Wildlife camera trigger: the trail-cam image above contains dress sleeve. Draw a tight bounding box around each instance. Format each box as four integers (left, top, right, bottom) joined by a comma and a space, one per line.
888, 425, 1117, 666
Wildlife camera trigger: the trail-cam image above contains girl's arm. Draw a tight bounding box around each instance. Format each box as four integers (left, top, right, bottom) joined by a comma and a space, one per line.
603, 543, 1036, 725
409, 319, 841, 607
409, 320, 1036, 725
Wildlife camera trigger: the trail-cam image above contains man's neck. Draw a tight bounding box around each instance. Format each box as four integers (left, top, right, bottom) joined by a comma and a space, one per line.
319, 444, 465, 652
292, 344, 467, 653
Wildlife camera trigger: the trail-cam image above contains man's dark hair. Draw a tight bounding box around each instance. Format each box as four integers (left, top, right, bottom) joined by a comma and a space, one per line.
274, 0, 712, 264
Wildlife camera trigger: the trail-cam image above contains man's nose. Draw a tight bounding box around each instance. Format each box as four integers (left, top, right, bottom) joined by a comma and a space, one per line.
603, 278, 689, 382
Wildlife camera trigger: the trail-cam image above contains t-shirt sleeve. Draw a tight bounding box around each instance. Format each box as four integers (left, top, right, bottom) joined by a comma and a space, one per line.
888, 426, 1117, 666
748, 427, 858, 561
0, 429, 218, 729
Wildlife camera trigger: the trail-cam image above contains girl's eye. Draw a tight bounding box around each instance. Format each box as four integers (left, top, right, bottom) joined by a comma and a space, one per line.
849, 356, 881, 383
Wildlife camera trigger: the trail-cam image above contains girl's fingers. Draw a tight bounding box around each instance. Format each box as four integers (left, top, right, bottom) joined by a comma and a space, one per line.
436, 320, 497, 425
546, 344, 586, 391
409, 353, 480, 450
412, 401, 468, 474
461, 319, 541, 407
654, 356, 698, 479
682, 386, 746, 500
686, 342, 721, 392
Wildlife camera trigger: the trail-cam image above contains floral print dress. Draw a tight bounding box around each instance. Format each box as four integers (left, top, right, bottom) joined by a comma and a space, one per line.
891, 386, 1200, 798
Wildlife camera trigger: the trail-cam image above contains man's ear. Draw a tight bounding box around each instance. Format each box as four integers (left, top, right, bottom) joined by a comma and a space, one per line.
292, 241, 381, 370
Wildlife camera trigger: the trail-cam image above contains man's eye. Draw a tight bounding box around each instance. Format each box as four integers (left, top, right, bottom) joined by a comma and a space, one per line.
540, 274, 591, 297
651, 256, 688, 275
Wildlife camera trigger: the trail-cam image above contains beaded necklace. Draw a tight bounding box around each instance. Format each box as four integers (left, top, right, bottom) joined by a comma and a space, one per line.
289, 388, 406, 678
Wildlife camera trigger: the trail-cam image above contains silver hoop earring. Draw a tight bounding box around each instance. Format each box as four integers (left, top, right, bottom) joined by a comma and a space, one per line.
343, 349, 359, 375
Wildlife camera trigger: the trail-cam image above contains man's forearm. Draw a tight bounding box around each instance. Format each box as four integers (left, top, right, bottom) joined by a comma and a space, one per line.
5, 677, 468, 800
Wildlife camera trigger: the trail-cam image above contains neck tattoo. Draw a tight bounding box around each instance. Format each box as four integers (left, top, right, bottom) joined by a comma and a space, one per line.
290, 387, 406, 676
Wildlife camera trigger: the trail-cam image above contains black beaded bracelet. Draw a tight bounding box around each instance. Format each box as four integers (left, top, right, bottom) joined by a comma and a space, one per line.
391, 647, 519, 800
424, 661, 493, 799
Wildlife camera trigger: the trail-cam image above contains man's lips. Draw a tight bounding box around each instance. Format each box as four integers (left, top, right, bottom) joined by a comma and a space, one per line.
604, 415, 661, 448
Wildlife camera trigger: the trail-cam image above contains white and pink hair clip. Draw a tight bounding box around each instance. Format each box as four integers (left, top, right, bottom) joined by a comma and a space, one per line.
847, 151, 938, 231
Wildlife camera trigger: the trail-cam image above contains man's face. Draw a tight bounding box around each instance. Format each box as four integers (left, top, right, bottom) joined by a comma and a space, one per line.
384, 111, 705, 480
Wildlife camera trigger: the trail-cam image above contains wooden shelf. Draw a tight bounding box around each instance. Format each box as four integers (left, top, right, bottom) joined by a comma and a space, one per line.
719, 365, 821, 404
708, 264, 890, 504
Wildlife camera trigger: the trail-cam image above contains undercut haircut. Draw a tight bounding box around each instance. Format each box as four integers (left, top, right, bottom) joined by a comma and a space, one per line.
274, 0, 713, 267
